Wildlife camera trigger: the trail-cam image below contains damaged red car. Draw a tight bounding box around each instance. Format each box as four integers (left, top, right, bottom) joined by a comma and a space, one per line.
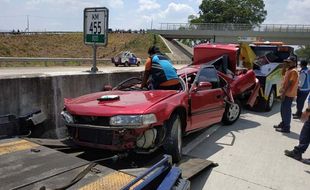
61, 65, 240, 162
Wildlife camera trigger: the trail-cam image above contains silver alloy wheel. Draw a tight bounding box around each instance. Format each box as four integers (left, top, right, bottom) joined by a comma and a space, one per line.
173, 116, 182, 153
268, 90, 275, 108
228, 103, 240, 121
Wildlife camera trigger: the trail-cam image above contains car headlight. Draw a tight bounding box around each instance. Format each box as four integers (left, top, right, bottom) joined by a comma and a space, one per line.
61, 111, 74, 124
110, 114, 157, 126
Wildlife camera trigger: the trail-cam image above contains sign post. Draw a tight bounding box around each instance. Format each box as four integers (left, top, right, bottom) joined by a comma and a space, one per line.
84, 7, 109, 72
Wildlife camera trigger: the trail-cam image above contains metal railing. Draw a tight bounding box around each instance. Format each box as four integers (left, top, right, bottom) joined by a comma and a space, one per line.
159, 23, 310, 32
0, 57, 110, 63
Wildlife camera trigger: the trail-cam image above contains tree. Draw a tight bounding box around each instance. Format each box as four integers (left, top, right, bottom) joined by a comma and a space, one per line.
295, 46, 310, 61
191, 0, 267, 26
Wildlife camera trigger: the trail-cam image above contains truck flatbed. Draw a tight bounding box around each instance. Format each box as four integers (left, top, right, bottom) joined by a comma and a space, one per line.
0, 138, 215, 190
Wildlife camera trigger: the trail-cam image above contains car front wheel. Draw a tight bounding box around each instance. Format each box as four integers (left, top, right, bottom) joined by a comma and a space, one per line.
222, 101, 241, 125
163, 113, 182, 163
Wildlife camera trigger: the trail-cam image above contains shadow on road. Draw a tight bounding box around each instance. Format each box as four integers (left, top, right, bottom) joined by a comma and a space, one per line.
184, 117, 260, 160
190, 168, 213, 190
244, 100, 282, 117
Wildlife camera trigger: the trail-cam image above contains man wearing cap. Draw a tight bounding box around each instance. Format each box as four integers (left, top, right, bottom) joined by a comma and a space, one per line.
274, 56, 299, 133
141, 46, 180, 90
293, 60, 310, 119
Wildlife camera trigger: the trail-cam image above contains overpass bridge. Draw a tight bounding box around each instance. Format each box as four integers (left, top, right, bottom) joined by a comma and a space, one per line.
150, 23, 310, 45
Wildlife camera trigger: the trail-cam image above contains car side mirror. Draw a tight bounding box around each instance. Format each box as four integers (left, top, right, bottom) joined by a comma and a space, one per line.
193, 81, 212, 91
102, 85, 112, 91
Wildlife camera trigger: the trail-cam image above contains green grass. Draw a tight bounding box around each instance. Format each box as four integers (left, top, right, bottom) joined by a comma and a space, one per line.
0, 33, 170, 67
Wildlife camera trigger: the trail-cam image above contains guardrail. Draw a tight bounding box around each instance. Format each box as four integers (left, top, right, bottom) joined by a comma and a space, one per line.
0, 31, 82, 36
0, 57, 110, 62
159, 23, 310, 33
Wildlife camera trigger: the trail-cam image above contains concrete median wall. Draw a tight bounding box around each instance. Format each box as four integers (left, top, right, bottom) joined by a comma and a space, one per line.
0, 71, 142, 138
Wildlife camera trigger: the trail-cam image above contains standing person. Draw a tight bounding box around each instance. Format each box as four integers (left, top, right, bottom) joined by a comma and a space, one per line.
293, 60, 310, 119
274, 56, 299, 133
141, 46, 180, 90
284, 95, 310, 164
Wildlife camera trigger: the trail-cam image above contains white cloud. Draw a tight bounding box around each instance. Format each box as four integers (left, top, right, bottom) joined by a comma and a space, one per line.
138, 0, 160, 12
264, 0, 310, 24
136, 2, 195, 30
285, 0, 310, 24
158, 3, 195, 22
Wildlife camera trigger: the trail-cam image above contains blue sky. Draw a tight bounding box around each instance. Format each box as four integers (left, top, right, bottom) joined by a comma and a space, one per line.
0, 0, 309, 31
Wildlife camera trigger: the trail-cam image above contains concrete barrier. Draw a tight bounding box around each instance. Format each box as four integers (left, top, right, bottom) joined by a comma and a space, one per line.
0, 71, 142, 138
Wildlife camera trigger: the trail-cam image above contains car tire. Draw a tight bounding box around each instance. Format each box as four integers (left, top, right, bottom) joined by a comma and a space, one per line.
163, 113, 182, 163
115, 64, 119, 67
265, 88, 275, 111
124, 61, 129, 67
137, 62, 140, 67
222, 100, 241, 125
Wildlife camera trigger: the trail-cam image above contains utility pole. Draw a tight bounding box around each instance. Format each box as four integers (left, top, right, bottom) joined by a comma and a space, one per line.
25, 15, 29, 33
151, 18, 153, 30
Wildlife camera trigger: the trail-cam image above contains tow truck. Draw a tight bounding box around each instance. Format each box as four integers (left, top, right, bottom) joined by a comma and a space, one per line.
240, 42, 297, 110
0, 112, 217, 190
192, 42, 296, 111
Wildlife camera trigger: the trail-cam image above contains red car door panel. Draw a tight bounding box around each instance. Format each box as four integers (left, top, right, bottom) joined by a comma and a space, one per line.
188, 66, 225, 131
190, 88, 224, 130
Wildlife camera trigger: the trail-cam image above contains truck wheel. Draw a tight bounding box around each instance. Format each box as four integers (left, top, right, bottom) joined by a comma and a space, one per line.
124, 61, 129, 67
265, 88, 275, 111
222, 101, 241, 125
163, 113, 182, 163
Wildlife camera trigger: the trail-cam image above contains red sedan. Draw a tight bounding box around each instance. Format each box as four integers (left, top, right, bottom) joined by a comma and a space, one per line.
61, 65, 240, 162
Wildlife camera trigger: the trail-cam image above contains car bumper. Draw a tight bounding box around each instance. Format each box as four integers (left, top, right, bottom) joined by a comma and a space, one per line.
66, 123, 143, 151
66, 123, 165, 152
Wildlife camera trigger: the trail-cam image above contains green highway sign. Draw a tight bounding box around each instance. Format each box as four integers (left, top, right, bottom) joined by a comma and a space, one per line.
84, 7, 109, 46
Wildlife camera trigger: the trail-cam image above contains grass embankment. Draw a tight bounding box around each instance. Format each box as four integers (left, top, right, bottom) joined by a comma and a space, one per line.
0, 33, 169, 67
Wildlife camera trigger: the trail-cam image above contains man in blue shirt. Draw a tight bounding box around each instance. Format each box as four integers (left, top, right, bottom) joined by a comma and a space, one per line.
293, 60, 310, 119
141, 46, 179, 90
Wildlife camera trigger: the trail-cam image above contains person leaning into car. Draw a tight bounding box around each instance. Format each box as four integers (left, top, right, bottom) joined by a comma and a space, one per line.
141, 46, 180, 90
274, 56, 299, 133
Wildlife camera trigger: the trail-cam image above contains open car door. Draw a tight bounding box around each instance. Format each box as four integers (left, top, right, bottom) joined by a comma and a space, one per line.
189, 66, 226, 131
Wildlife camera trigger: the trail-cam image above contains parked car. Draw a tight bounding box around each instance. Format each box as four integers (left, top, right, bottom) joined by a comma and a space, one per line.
61, 65, 240, 162
111, 51, 141, 67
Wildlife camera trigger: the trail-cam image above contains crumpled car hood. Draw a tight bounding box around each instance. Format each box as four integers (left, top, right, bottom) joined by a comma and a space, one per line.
65, 90, 178, 116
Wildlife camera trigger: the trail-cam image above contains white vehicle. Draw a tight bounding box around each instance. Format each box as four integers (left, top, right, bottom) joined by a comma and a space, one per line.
111, 51, 141, 67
